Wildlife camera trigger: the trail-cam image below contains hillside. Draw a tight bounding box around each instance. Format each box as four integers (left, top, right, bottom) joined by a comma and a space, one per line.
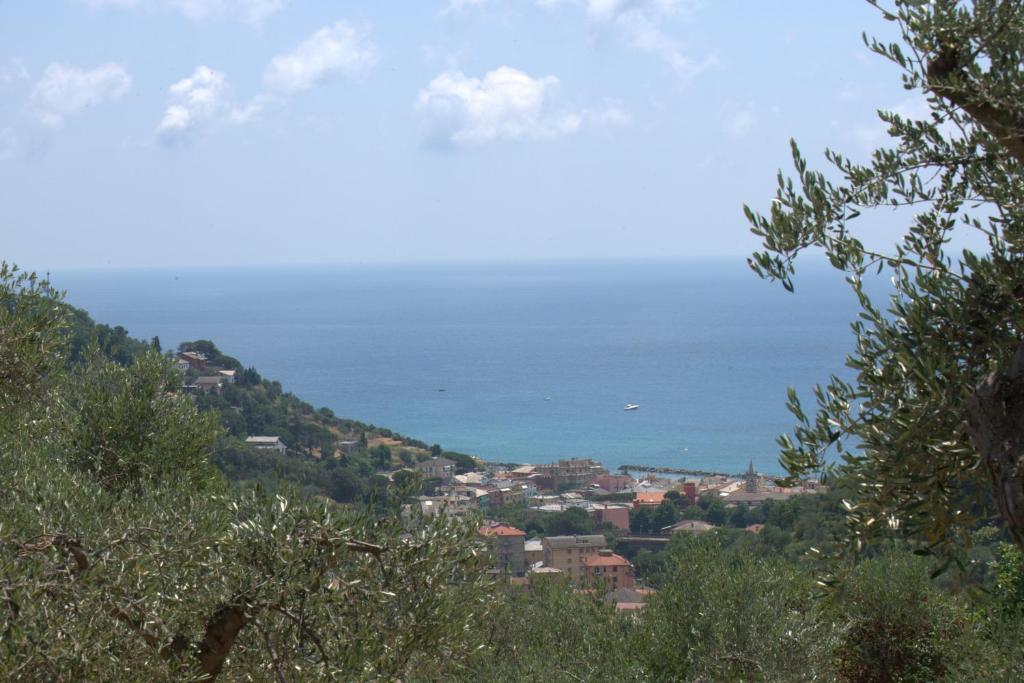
65, 307, 478, 503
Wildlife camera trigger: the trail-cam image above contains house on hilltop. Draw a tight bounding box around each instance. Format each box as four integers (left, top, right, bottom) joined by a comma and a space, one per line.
178, 351, 208, 370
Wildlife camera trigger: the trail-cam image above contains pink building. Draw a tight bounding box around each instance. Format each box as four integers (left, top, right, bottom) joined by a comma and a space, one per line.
592, 504, 630, 531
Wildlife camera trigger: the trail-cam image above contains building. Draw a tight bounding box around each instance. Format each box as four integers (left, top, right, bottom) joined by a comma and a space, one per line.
663, 519, 716, 535
218, 369, 236, 384
744, 460, 759, 493
587, 474, 635, 492
592, 504, 631, 531
478, 523, 527, 575
178, 351, 208, 370
506, 465, 538, 480
541, 534, 607, 580
245, 436, 287, 454
173, 358, 190, 374
535, 458, 607, 490
194, 376, 224, 393
633, 491, 665, 508
497, 486, 526, 507
524, 538, 544, 566
528, 566, 563, 580
582, 549, 635, 589
416, 457, 457, 481
721, 490, 795, 508
682, 481, 698, 506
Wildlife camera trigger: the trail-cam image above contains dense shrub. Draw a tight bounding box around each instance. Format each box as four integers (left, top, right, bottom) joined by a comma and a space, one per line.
829, 552, 982, 682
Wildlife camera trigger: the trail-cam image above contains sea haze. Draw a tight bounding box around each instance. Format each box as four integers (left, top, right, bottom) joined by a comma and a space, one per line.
54, 258, 869, 476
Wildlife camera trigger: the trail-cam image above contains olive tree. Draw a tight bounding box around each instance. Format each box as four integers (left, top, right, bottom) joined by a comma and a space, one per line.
745, 0, 1024, 562
0, 269, 497, 680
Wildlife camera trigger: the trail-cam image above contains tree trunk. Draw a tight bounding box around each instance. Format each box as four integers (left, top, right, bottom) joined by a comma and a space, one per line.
966, 342, 1024, 550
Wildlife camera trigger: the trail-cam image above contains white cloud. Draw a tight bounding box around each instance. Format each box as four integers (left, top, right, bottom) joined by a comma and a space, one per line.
0, 59, 29, 85
538, 0, 712, 78
80, 0, 286, 26
416, 66, 626, 145
154, 22, 377, 146
156, 66, 231, 143
31, 63, 131, 128
724, 108, 756, 138
264, 22, 377, 94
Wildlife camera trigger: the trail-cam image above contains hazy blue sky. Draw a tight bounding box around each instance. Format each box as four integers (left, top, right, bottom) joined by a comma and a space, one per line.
0, 1, 914, 269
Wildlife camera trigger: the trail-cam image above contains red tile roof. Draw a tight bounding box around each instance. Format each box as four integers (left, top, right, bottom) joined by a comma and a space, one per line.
582, 552, 630, 568
478, 523, 526, 537
634, 491, 665, 505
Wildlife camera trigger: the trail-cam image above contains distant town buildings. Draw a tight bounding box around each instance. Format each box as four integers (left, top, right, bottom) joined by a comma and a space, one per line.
582, 549, 634, 590
479, 523, 527, 576
587, 474, 634, 492
633, 491, 665, 508
542, 534, 607, 581
535, 458, 607, 490
417, 457, 457, 481
524, 538, 544, 566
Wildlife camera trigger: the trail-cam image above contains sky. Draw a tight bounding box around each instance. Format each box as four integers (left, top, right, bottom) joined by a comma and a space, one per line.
0, 1, 915, 269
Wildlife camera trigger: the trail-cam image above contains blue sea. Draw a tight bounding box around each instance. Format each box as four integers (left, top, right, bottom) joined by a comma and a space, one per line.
52, 259, 868, 476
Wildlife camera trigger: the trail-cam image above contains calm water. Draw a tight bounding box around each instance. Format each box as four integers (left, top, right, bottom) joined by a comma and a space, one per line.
52, 259, 866, 475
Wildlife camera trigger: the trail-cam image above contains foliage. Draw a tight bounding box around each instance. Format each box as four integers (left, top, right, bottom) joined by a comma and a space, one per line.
59, 349, 222, 492
465, 577, 644, 682
526, 506, 594, 536
828, 551, 984, 682
0, 267, 498, 681
0, 263, 66, 428
744, 0, 1024, 561
640, 536, 832, 681
990, 541, 1024, 617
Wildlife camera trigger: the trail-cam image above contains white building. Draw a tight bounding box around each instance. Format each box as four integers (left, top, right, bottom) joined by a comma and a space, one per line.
245, 436, 287, 454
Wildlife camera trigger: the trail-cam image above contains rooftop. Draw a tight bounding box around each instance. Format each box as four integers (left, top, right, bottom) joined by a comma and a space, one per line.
418, 457, 456, 467
246, 436, 283, 444
582, 550, 630, 568
542, 534, 607, 549
665, 520, 716, 533
478, 523, 526, 537
634, 491, 666, 505
723, 491, 794, 503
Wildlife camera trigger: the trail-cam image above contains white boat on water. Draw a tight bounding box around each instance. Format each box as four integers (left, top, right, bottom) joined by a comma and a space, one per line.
624, 403, 639, 411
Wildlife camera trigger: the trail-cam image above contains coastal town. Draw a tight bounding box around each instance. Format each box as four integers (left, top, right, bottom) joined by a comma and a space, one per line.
411, 456, 824, 610
173, 348, 824, 612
